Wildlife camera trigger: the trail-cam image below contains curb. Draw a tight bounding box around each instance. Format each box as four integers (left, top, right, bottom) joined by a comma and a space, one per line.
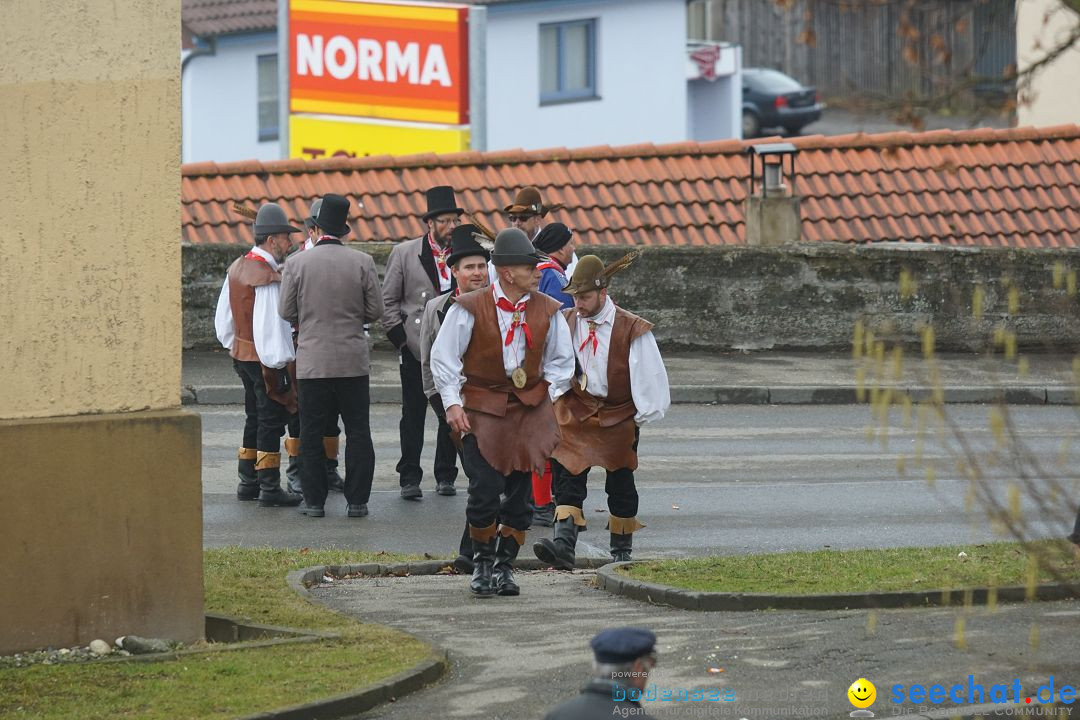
238, 564, 451, 720
182, 383, 1074, 406
595, 563, 1080, 611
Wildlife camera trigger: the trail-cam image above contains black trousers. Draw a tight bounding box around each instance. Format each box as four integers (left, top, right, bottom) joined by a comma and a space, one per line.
297, 376, 374, 507
397, 348, 458, 487
550, 429, 641, 519
1070, 505, 1080, 545
234, 360, 290, 452
461, 434, 532, 531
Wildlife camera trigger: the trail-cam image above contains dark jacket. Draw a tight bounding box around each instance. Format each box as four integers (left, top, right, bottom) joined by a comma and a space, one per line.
543, 679, 656, 720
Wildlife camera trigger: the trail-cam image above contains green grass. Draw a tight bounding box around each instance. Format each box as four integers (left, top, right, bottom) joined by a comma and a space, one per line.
620, 541, 1080, 595
0, 548, 437, 720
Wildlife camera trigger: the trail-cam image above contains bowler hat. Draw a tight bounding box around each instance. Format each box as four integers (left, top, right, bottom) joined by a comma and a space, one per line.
446, 224, 492, 268
504, 186, 564, 217
254, 203, 302, 235
304, 198, 323, 229
422, 186, 465, 222
314, 194, 352, 237
491, 227, 542, 267
590, 627, 657, 665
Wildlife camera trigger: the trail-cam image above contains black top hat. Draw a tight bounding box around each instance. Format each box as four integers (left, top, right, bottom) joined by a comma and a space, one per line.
446, 224, 492, 268
313, 194, 351, 237
422, 186, 464, 222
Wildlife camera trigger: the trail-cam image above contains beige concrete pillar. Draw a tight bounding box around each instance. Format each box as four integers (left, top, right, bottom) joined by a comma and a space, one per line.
0, 0, 203, 654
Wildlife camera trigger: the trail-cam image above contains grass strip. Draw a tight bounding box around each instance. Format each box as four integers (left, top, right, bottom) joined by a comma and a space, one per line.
0, 547, 439, 720
620, 541, 1080, 595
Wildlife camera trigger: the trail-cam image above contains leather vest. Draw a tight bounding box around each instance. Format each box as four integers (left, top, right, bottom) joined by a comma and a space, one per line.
226, 254, 280, 363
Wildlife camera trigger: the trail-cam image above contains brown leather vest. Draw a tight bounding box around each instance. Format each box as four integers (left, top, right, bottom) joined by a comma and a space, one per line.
227, 254, 280, 363
564, 306, 653, 423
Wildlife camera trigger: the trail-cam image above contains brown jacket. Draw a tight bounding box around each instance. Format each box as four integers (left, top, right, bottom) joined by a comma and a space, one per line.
552, 306, 653, 474
455, 287, 563, 475
381, 235, 446, 358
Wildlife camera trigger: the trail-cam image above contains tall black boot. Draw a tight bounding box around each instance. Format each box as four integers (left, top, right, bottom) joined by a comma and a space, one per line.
236, 448, 259, 501
470, 534, 496, 598
285, 455, 303, 495
256, 453, 303, 507
493, 530, 523, 596
610, 532, 633, 562
533, 515, 580, 571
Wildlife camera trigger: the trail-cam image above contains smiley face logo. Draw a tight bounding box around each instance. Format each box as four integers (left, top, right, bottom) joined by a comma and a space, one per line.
848, 678, 877, 709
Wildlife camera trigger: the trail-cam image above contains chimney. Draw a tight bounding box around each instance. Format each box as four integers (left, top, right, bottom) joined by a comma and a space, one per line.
744, 143, 801, 246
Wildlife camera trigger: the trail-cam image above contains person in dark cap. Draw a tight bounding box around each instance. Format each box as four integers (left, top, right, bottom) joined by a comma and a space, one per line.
418, 224, 491, 573
533, 254, 669, 569
543, 627, 659, 720
214, 202, 305, 508
530, 222, 577, 528
431, 227, 574, 597
382, 186, 464, 501
279, 194, 384, 519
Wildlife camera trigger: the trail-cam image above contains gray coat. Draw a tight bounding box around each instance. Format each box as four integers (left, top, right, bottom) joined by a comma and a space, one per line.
419, 291, 456, 399
279, 241, 384, 380
381, 235, 446, 359
543, 680, 655, 720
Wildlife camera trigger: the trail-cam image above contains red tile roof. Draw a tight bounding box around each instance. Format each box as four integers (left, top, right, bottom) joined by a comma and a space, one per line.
181, 125, 1080, 248
182, 0, 277, 38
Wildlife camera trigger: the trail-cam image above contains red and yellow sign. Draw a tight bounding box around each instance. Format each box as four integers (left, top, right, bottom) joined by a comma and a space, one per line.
290, 0, 469, 125
290, 115, 470, 160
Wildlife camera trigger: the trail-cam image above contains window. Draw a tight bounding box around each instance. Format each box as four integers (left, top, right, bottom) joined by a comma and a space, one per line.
257, 54, 278, 142
539, 19, 597, 104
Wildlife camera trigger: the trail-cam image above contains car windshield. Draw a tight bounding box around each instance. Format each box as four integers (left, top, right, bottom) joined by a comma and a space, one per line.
745, 69, 803, 93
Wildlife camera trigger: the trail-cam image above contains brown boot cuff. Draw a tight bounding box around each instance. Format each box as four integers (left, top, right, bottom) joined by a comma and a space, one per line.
255, 451, 281, 470
497, 525, 527, 545
284, 437, 300, 456
607, 515, 645, 535
323, 436, 339, 459
554, 505, 587, 528
238, 447, 258, 461
469, 522, 498, 543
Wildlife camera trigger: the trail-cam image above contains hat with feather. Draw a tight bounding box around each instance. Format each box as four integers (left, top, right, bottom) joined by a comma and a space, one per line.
562, 250, 642, 295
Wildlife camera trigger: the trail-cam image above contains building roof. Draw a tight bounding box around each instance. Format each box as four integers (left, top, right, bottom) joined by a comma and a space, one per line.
181, 125, 1080, 248
182, 0, 277, 38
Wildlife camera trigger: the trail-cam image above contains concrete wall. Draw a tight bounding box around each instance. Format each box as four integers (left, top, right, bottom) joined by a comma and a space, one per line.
182, 32, 280, 163
1017, 0, 1080, 127
184, 243, 1080, 353
484, 0, 688, 151
1, 0, 204, 654
2, 0, 182, 420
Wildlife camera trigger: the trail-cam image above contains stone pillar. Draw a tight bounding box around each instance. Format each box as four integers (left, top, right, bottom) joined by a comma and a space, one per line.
0, 0, 203, 654
745, 194, 802, 246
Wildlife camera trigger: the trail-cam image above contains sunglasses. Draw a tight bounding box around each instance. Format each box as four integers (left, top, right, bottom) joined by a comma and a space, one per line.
508, 213, 538, 223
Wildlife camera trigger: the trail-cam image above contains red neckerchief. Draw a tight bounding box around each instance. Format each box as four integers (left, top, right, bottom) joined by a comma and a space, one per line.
579, 321, 599, 353
427, 233, 450, 281
492, 286, 533, 349
536, 259, 563, 273
244, 250, 270, 265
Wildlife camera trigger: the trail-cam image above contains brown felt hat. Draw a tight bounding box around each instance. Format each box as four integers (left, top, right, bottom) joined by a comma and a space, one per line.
503, 186, 564, 217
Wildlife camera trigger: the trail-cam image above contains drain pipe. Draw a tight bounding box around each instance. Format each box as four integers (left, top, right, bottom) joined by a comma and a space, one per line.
181, 35, 216, 163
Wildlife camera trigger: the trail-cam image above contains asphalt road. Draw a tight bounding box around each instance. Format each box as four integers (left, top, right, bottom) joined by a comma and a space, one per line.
200, 404, 1078, 556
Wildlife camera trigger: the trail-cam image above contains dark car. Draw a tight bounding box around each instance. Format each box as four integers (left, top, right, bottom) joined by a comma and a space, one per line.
741, 68, 824, 137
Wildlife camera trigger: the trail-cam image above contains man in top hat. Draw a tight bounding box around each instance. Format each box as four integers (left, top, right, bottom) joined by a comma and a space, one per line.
543, 627, 659, 720
533, 254, 670, 569
418, 223, 491, 573
279, 193, 384, 519
214, 202, 305, 508
431, 227, 574, 597
382, 186, 463, 501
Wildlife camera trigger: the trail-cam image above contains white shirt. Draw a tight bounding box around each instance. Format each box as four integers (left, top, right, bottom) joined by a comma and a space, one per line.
432, 279, 574, 411
213, 245, 296, 369
570, 296, 670, 425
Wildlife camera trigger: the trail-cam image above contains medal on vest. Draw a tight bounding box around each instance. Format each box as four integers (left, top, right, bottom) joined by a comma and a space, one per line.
511, 367, 527, 389
579, 373, 588, 392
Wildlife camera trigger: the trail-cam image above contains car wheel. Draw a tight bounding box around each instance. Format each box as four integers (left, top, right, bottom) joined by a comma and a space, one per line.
783, 124, 805, 136
742, 110, 760, 138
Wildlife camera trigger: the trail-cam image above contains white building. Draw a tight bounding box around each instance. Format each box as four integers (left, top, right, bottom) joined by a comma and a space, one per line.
181, 0, 741, 163
1016, 0, 1080, 127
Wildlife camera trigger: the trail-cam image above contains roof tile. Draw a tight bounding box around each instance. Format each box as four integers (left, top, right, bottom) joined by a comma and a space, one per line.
180, 125, 1080, 248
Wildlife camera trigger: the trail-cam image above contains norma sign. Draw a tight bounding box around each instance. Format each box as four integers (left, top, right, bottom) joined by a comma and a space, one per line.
290, 116, 470, 160
289, 0, 470, 125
